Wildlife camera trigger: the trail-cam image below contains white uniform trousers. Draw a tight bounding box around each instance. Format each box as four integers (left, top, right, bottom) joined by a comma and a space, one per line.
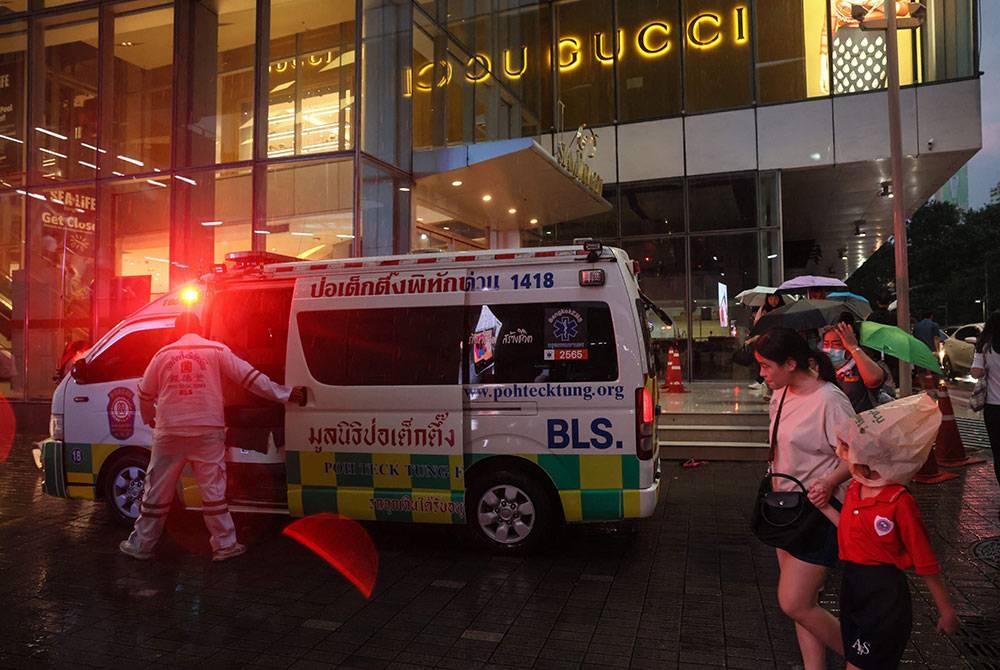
127, 430, 237, 553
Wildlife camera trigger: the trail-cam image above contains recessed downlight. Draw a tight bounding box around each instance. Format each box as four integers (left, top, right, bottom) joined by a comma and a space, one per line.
529, 218, 538, 224
508, 208, 517, 214
482, 194, 492, 202
451, 180, 463, 187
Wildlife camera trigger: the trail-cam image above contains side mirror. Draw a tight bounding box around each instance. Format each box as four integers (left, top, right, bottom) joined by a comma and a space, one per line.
70, 358, 89, 383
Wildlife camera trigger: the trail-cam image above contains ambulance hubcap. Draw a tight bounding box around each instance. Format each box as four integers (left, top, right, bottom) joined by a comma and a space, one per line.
113, 466, 146, 519
477, 484, 535, 545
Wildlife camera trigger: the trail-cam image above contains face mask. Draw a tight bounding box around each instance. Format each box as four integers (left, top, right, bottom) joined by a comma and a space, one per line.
825, 346, 847, 367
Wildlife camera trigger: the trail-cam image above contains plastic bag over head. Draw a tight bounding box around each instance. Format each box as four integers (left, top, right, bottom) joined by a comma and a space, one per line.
833, 392, 942, 487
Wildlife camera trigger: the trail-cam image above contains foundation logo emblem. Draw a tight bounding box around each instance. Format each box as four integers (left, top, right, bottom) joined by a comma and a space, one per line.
107, 387, 136, 440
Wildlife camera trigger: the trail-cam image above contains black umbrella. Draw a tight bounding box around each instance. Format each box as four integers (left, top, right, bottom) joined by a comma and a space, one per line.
750, 298, 871, 336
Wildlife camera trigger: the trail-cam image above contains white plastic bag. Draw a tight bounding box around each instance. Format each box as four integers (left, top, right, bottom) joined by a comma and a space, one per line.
833, 393, 942, 486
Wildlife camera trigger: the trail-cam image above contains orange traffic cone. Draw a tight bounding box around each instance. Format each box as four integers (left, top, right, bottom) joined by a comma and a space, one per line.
934, 381, 985, 468
664, 346, 689, 394
918, 370, 938, 391
912, 445, 959, 484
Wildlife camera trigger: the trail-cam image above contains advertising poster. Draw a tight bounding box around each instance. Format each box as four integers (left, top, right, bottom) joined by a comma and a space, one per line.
717, 282, 728, 328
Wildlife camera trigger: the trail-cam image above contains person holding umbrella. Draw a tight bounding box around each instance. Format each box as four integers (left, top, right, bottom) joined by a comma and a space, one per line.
822, 314, 891, 412
971, 311, 1000, 493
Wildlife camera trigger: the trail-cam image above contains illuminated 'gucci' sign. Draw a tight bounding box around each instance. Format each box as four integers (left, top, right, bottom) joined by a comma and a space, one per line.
407, 7, 748, 93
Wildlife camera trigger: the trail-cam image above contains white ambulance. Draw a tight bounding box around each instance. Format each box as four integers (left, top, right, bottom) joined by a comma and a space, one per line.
41, 241, 661, 553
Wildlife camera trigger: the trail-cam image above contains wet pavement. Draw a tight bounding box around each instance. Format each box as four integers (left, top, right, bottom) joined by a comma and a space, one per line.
1, 423, 998, 670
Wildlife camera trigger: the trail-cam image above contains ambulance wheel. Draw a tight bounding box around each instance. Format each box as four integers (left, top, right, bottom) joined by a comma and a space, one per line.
104, 452, 149, 524
467, 469, 555, 554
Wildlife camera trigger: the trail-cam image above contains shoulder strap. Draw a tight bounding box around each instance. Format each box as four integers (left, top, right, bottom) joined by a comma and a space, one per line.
768, 388, 789, 464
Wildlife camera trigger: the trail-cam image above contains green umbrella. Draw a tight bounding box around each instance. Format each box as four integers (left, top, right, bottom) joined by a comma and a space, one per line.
860, 321, 943, 375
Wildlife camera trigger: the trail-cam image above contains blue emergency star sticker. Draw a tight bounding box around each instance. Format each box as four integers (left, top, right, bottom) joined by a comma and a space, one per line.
553, 316, 578, 342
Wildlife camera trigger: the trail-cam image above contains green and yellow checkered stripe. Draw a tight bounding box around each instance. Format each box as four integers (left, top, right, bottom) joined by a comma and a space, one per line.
287, 451, 467, 523
43, 441, 124, 500
287, 451, 646, 524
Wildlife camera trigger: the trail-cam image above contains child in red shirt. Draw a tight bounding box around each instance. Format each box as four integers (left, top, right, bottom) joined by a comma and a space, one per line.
823, 395, 959, 669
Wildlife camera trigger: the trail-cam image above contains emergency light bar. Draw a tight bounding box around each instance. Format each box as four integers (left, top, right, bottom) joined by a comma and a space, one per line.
225, 250, 298, 268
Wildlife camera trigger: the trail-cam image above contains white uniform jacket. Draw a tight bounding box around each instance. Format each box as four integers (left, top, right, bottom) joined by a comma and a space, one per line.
138, 333, 292, 437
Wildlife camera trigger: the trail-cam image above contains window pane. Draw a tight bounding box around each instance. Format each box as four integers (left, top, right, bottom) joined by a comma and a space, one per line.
267, 0, 356, 157
757, 0, 813, 103
101, 177, 170, 306
185, 0, 256, 166
174, 166, 253, 270
827, 1, 924, 93
688, 174, 756, 231
0, 24, 26, 187
298, 306, 465, 385
621, 237, 687, 365
1, 192, 24, 398
33, 11, 98, 184
690, 233, 757, 380
554, 0, 613, 128
26, 184, 96, 398
923, 0, 976, 82
620, 179, 684, 237
682, 0, 752, 112
617, 0, 682, 121
467, 302, 618, 384
106, 3, 173, 176
264, 158, 355, 260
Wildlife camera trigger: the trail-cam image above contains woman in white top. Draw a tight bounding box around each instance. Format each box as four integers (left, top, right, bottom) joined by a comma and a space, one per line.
971, 311, 1000, 490
752, 327, 855, 670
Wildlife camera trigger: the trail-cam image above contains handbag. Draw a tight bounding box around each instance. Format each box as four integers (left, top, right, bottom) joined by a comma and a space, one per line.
970, 354, 989, 413
749, 389, 831, 554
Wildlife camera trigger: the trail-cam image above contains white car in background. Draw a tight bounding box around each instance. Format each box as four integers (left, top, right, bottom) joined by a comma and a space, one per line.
940, 322, 983, 378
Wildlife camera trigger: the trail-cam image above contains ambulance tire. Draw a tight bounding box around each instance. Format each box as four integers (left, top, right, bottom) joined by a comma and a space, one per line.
467, 469, 557, 555
103, 451, 150, 525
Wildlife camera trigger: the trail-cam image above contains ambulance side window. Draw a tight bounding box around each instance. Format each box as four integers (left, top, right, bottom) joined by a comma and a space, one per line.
467, 301, 617, 383
297, 306, 465, 385
83, 328, 173, 384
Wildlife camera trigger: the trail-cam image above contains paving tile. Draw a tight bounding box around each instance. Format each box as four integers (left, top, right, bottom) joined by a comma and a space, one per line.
0, 434, 996, 670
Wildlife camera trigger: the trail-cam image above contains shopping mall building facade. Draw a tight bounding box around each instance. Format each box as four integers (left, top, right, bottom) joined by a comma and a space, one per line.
0, 0, 981, 409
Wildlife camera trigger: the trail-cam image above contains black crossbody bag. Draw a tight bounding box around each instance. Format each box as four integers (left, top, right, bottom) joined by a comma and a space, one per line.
749, 388, 831, 554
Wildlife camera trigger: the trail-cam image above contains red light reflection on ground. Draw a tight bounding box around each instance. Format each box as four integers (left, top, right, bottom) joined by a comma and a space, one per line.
0, 395, 15, 463
283, 513, 378, 598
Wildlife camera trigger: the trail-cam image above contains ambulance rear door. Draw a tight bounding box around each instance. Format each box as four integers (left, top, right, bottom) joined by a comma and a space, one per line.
284, 267, 467, 522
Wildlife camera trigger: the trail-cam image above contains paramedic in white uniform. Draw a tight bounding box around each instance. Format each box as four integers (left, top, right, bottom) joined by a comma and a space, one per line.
119, 312, 305, 561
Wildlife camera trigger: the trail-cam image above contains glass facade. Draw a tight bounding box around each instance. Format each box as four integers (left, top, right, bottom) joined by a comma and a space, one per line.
0, 0, 980, 400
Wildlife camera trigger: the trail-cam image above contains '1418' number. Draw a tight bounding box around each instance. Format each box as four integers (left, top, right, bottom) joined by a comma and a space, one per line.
511, 272, 554, 289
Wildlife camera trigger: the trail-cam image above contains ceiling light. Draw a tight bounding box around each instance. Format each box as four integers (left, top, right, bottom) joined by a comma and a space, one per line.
508, 208, 517, 214
253, 229, 271, 235
398, 186, 410, 192
416, 217, 424, 222
854, 221, 866, 237
482, 194, 492, 201
529, 218, 538, 225
451, 180, 463, 187
442, 226, 450, 231
201, 220, 223, 227
767, 253, 778, 259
